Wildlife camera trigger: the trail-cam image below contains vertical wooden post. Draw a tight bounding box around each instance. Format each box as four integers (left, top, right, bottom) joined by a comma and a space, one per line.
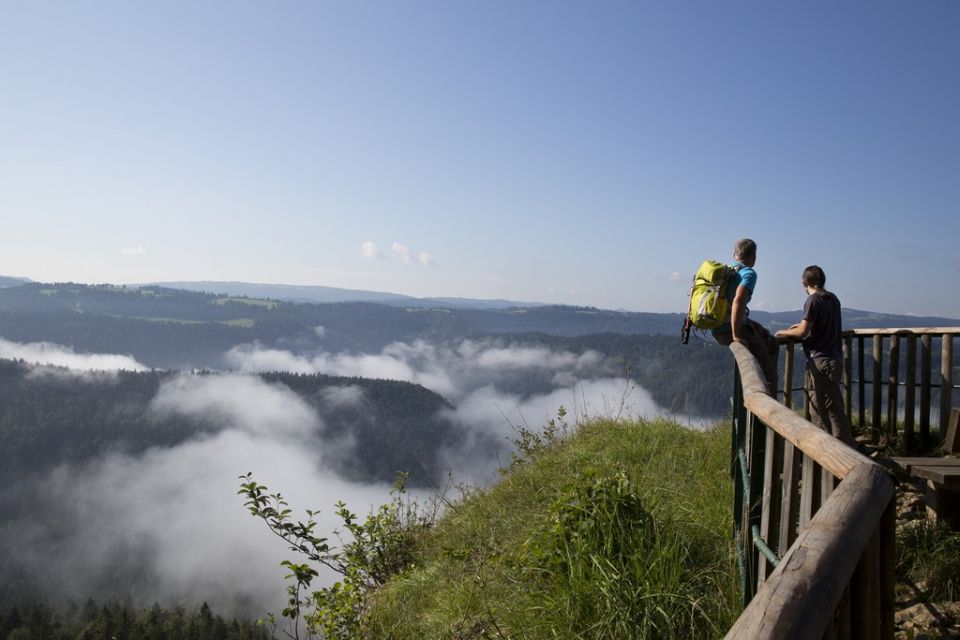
921, 334, 932, 445
851, 524, 880, 640
904, 335, 917, 449
747, 414, 766, 595
887, 334, 900, 440
872, 335, 883, 442
858, 336, 866, 431
821, 465, 835, 505
837, 587, 852, 640
758, 429, 783, 586
941, 334, 954, 441
732, 366, 744, 542
881, 499, 896, 640
783, 342, 795, 410
844, 335, 853, 422
800, 455, 817, 528
778, 441, 802, 555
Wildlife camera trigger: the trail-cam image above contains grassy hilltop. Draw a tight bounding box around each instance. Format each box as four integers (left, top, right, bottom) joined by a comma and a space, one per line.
361, 417, 740, 639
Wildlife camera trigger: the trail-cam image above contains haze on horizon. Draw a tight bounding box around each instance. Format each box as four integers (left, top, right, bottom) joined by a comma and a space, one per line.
1, 2, 957, 317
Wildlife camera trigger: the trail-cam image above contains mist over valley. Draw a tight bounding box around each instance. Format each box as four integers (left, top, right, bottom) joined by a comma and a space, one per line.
0, 280, 954, 617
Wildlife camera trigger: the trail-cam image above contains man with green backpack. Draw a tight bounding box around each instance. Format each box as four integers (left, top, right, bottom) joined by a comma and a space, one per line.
687, 238, 779, 395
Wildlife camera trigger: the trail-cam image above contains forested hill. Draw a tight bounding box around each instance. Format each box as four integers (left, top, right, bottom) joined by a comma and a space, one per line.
0, 359, 458, 488
2, 281, 953, 371
0, 283, 683, 368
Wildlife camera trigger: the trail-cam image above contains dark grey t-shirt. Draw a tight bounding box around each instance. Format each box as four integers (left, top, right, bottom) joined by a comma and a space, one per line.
802, 291, 843, 360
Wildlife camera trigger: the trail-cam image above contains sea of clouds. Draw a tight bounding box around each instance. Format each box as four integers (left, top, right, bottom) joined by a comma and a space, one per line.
0, 335, 676, 616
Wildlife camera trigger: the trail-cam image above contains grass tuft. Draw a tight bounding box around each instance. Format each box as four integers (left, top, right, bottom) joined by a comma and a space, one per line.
364, 417, 738, 639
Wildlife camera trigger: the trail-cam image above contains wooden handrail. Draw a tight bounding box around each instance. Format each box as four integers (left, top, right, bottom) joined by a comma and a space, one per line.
726, 342, 896, 639
732, 342, 871, 479
842, 327, 960, 336
724, 463, 894, 639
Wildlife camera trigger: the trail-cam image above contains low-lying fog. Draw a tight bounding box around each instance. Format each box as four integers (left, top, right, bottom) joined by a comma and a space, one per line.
0, 335, 701, 616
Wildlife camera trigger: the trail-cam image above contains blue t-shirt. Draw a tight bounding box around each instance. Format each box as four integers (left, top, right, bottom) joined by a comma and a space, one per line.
726, 262, 756, 304
713, 262, 756, 334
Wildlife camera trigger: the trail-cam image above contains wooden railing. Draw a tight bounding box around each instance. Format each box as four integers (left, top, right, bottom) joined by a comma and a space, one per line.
725, 342, 896, 639
838, 328, 958, 447
780, 329, 958, 445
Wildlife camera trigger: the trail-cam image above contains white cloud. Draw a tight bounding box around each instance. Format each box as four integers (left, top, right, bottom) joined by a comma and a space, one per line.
363, 241, 434, 267
1, 372, 406, 616
391, 242, 412, 263
670, 271, 683, 282
121, 246, 147, 256
149, 373, 322, 440
225, 342, 320, 374
0, 337, 148, 372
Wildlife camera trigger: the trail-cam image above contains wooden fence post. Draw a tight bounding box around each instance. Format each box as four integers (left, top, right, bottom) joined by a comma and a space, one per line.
941, 335, 954, 440
921, 334, 932, 445
904, 335, 917, 449
887, 334, 900, 440
872, 335, 883, 442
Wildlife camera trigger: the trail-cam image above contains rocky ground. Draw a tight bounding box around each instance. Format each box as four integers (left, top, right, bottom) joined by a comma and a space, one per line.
893, 477, 960, 639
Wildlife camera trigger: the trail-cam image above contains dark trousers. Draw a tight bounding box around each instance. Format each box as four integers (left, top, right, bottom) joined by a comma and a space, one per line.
714, 319, 779, 396
805, 356, 855, 446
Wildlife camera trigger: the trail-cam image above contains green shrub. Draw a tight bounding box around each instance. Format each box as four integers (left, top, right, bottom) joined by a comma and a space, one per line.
897, 518, 960, 601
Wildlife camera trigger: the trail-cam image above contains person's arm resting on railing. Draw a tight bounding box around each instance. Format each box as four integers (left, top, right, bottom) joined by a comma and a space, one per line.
776, 320, 810, 341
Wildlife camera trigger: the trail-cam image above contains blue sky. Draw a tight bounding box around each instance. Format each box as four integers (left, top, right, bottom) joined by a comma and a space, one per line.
1, 1, 958, 317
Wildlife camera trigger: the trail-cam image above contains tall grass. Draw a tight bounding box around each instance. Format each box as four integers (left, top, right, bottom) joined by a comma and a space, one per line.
364, 417, 739, 639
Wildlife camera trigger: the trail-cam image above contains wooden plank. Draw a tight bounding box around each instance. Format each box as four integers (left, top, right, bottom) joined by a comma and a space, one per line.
778, 441, 802, 555
748, 413, 768, 591
947, 408, 960, 455
759, 429, 784, 585
836, 586, 851, 640
888, 456, 960, 475
723, 464, 895, 640
844, 336, 853, 420
912, 466, 960, 485
800, 455, 817, 528
881, 501, 896, 640
904, 336, 917, 449
850, 530, 875, 640
887, 333, 900, 439
941, 335, 953, 440
921, 335, 932, 445
873, 335, 883, 442
858, 336, 866, 431
821, 465, 836, 505
783, 342, 795, 410
844, 327, 960, 336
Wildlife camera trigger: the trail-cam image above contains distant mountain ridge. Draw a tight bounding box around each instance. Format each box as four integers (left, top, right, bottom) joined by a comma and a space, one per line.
0, 275, 32, 288
148, 280, 543, 309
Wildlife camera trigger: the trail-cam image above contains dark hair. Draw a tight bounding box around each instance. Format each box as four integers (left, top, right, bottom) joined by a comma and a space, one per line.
733, 238, 757, 262
802, 265, 826, 289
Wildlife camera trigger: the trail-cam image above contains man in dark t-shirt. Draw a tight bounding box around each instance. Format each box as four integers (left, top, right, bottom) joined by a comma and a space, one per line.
776, 266, 855, 446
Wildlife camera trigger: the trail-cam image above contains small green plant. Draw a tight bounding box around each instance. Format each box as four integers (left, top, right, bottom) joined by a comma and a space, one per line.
519, 467, 721, 639
507, 405, 571, 470
238, 472, 429, 639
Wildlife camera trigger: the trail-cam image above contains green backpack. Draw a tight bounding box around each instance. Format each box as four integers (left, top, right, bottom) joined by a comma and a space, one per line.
687, 260, 739, 331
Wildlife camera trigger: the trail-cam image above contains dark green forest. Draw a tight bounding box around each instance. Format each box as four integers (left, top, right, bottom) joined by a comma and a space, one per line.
0, 360, 458, 489
0, 601, 267, 640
